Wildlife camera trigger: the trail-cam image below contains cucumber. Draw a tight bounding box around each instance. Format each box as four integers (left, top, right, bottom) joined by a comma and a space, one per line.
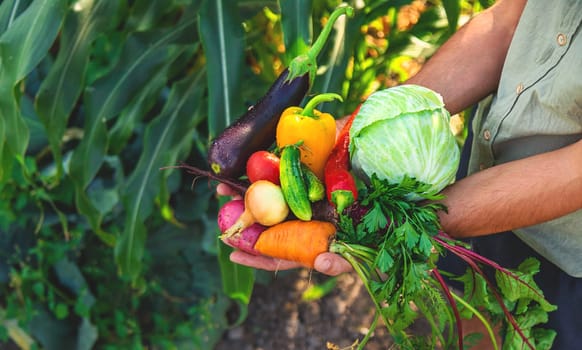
302, 164, 325, 202
279, 146, 312, 221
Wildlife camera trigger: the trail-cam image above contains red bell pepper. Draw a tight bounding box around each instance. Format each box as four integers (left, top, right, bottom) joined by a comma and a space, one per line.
324, 104, 361, 213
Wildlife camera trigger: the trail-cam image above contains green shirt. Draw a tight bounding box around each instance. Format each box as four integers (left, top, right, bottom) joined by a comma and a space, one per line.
469, 0, 582, 276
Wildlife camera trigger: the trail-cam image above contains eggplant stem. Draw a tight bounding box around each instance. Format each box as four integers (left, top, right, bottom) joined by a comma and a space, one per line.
286, 5, 354, 84
307, 6, 354, 61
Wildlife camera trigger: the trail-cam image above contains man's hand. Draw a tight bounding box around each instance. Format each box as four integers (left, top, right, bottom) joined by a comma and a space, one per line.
216, 183, 242, 199
230, 250, 352, 276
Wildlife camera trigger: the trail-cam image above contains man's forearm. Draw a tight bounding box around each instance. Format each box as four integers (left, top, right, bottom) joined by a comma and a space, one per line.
406, 0, 527, 114
439, 140, 582, 238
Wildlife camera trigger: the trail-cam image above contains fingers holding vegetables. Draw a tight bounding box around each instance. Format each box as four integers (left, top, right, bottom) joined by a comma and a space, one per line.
229, 250, 352, 276
313, 252, 353, 276
216, 103, 364, 269
216, 183, 242, 199
246, 220, 355, 274
229, 250, 306, 271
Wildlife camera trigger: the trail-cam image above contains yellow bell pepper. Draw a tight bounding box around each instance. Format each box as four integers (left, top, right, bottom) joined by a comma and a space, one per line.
276, 93, 341, 179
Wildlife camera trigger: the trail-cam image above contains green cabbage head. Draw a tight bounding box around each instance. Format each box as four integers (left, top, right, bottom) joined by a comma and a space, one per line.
349, 84, 460, 198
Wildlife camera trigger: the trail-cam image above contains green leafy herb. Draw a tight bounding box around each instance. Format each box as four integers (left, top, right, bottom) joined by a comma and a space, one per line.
333, 175, 451, 349
331, 174, 556, 350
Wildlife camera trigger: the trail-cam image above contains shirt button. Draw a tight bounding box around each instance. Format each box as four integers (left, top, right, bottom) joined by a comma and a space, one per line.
516, 83, 524, 95
483, 129, 491, 141
557, 33, 567, 46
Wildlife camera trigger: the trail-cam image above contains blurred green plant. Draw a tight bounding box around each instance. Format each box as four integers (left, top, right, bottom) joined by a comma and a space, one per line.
0, 0, 488, 348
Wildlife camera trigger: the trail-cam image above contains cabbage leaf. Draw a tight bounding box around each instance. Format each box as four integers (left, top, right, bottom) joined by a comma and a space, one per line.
349, 84, 460, 198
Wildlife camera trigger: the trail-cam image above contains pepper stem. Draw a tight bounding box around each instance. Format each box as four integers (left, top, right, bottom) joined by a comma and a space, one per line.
331, 189, 355, 214
286, 5, 355, 84
301, 93, 343, 117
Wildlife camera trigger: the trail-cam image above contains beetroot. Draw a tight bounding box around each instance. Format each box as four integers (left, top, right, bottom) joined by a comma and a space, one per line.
218, 199, 245, 231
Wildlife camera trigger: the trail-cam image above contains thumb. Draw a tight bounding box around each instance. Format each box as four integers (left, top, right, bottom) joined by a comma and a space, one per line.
314, 253, 352, 276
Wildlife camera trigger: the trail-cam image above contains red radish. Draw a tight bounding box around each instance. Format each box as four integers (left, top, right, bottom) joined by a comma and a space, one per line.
218, 199, 246, 232
218, 199, 264, 255
246, 150, 281, 184
223, 224, 265, 255
222, 180, 289, 237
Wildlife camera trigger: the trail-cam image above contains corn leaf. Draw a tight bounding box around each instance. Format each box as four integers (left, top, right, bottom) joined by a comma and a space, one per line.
441, 0, 460, 33
312, 5, 364, 114
0, 0, 66, 179
35, 0, 120, 180
199, 0, 245, 137
68, 15, 198, 238
115, 71, 205, 281
0, 0, 31, 35
0, 0, 65, 82
0, 119, 4, 181
71, 17, 197, 187
279, 0, 312, 62
126, 0, 176, 32
108, 63, 173, 154
199, 0, 255, 307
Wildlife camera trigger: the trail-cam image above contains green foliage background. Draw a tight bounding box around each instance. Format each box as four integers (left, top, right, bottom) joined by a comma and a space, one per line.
0, 0, 489, 348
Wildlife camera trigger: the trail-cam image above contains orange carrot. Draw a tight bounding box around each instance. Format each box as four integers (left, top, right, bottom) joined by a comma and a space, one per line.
253, 220, 336, 268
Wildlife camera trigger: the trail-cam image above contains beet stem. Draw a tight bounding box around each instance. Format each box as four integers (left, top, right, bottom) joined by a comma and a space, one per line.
434, 237, 535, 350
160, 163, 249, 194
432, 269, 464, 350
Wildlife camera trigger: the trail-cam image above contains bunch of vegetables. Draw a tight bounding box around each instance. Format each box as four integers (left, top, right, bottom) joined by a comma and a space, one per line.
218, 91, 357, 269
174, 5, 556, 349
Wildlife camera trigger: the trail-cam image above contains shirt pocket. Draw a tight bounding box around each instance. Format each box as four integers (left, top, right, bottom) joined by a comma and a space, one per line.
541, 36, 582, 121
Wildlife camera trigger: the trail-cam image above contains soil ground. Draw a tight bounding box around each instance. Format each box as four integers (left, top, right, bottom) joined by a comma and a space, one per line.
214, 269, 396, 350
213, 268, 498, 350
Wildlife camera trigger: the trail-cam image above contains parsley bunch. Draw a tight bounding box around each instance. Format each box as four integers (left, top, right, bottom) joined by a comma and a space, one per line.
330, 174, 556, 350
332, 175, 453, 349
